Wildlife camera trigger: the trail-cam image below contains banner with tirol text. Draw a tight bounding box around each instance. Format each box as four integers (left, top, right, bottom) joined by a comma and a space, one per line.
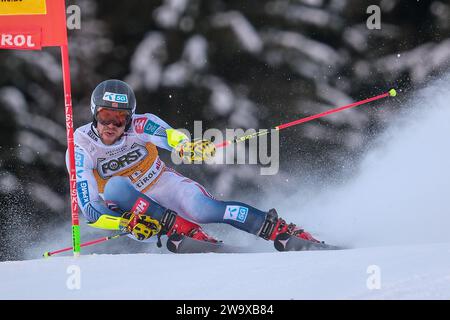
0, 0, 67, 49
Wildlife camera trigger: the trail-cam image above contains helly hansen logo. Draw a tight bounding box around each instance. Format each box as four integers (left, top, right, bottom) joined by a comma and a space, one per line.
134, 117, 147, 134
131, 198, 150, 216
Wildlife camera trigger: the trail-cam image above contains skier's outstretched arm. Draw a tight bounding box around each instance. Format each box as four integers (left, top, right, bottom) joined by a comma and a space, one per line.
137, 113, 215, 162
135, 113, 188, 151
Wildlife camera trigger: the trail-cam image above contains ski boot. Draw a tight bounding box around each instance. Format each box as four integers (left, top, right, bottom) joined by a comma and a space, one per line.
159, 209, 218, 243
258, 209, 320, 243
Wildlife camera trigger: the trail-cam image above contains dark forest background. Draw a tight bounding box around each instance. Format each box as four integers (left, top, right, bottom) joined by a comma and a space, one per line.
0, 0, 449, 261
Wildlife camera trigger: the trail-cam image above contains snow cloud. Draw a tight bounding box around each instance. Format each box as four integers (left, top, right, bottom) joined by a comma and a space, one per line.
270, 73, 450, 248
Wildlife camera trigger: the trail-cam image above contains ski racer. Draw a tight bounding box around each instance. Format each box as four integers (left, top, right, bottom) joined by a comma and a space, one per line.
68, 79, 320, 250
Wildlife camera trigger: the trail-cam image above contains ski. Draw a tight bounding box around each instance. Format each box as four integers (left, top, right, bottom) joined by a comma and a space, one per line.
166, 234, 251, 254
274, 233, 343, 252
167, 233, 343, 253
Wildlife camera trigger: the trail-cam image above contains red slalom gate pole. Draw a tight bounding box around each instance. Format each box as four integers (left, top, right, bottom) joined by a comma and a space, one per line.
43, 233, 129, 258
216, 89, 397, 149
61, 44, 81, 257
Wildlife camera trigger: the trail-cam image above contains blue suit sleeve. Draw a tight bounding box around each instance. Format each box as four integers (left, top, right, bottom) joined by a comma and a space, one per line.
65, 145, 121, 223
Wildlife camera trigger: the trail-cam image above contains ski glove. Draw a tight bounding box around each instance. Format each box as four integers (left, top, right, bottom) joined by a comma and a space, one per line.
175, 139, 216, 163
120, 212, 161, 241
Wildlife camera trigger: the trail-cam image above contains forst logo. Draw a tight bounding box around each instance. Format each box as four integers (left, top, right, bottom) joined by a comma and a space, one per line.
0, 33, 37, 49
131, 198, 150, 216
101, 149, 142, 174
98, 145, 148, 178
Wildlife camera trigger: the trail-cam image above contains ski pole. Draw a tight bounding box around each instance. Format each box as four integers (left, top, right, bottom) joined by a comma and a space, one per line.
43, 232, 129, 258
216, 89, 397, 149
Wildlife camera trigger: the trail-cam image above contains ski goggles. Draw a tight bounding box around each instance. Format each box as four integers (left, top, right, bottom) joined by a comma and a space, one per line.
96, 107, 131, 127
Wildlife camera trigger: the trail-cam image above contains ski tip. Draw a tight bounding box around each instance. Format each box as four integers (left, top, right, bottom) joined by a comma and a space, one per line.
389, 88, 397, 97
43, 251, 51, 258
274, 233, 343, 252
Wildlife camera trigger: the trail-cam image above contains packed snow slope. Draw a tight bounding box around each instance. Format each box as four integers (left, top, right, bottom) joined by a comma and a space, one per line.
0, 243, 449, 299
2, 75, 450, 299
